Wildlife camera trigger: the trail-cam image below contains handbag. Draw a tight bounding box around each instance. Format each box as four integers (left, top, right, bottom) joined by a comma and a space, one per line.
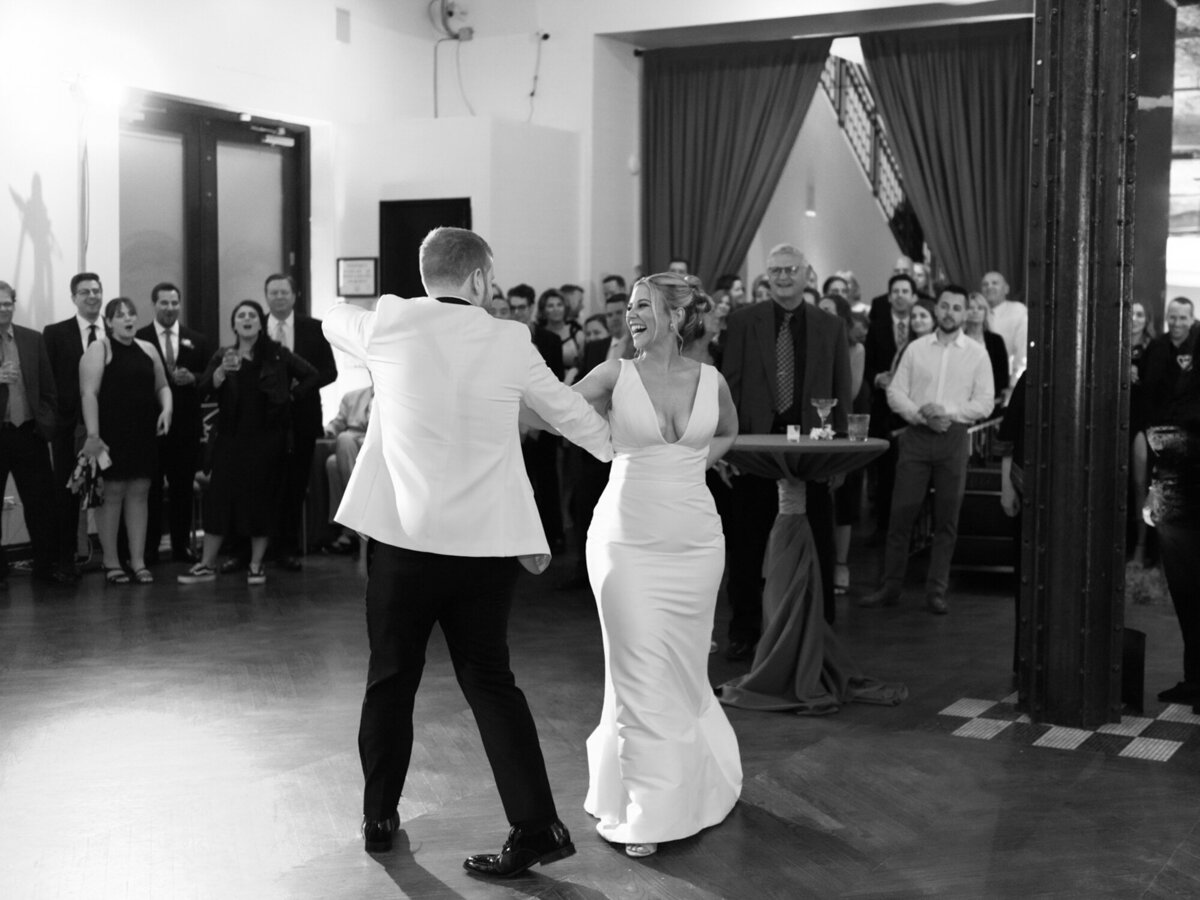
67, 453, 105, 509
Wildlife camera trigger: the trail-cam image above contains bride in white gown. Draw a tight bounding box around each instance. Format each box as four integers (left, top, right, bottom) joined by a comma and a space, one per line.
572, 273, 742, 858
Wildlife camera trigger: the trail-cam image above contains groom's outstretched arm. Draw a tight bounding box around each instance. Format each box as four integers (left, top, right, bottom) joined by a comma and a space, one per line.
521, 345, 612, 462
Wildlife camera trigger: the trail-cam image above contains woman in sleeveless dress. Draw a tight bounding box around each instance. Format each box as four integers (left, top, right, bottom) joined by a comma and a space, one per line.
572, 273, 742, 858
80, 297, 172, 584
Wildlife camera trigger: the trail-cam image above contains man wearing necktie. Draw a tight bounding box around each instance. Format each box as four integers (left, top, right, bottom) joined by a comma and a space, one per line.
265, 273, 337, 569
136, 282, 210, 563
0, 282, 61, 584
720, 244, 852, 661
44, 272, 106, 580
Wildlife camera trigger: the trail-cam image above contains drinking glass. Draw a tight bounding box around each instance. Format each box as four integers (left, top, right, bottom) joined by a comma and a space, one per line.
847, 413, 870, 442
811, 398, 838, 431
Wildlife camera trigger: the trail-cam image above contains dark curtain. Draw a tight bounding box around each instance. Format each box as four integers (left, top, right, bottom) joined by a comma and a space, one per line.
862, 20, 1032, 294
641, 38, 832, 288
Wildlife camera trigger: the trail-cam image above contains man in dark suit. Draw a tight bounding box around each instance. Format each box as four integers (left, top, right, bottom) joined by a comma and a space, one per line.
0, 282, 64, 584
264, 273, 337, 570
720, 243, 852, 659
137, 282, 210, 563
43, 271, 105, 579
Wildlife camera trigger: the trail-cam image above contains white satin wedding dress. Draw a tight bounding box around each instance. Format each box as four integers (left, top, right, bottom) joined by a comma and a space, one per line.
584, 359, 742, 845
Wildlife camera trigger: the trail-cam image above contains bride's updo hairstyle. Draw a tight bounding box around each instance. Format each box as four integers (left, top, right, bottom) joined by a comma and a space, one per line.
636, 273, 714, 346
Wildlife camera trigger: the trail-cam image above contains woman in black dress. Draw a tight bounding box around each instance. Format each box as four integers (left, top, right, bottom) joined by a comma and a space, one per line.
1129, 300, 1156, 565
80, 297, 172, 584
178, 300, 319, 585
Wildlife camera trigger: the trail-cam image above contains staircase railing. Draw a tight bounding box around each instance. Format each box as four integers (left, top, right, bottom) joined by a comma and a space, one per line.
819, 55, 906, 224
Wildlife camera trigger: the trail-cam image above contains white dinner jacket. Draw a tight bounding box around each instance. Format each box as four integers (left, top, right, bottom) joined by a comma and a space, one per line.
323, 296, 613, 557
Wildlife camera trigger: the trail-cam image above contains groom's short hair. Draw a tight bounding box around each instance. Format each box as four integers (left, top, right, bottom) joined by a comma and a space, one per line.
419, 227, 493, 287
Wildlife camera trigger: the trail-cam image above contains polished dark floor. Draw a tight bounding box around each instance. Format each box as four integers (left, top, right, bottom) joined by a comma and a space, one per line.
0, 539, 1196, 899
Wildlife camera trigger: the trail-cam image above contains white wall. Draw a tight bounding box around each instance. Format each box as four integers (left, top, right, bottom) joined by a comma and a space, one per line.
749, 92, 902, 295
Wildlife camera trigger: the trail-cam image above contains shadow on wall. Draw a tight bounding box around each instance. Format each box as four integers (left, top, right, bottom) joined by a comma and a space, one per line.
9, 173, 60, 329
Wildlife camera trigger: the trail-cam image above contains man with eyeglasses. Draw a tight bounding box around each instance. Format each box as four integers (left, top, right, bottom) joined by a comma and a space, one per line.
43, 272, 106, 580
0, 282, 63, 585
720, 244, 852, 660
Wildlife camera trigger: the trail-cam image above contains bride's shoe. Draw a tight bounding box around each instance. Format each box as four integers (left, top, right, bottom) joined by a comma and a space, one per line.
625, 842, 658, 858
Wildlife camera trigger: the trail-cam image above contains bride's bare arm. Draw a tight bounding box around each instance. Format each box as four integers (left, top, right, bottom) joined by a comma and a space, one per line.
571, 359, 621, 416
707, 373, 739, 468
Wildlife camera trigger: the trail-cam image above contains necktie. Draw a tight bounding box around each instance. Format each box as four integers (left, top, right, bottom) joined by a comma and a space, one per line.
0, 334, 9, 422
273, 319, 285, 347
895, 318, 908, 347
775, 311, 795, 414
87, 324, 97, 346
163, 330, 175, 370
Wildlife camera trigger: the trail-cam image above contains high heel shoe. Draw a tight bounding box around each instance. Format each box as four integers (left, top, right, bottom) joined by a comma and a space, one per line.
625, 842, 658, 858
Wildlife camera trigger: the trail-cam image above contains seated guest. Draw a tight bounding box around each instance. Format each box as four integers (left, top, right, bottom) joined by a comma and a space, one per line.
862, 286, 994, 615
0, 281, 64, 585
137, 282, 210, 564
80, 298, 173, 585
179, 300, 319, 585
324, 384, 373, 553
964, 291, 1010, 409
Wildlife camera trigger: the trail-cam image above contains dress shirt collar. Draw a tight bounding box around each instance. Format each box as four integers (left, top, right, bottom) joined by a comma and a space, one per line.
157, 321, 179, 339
76, 313, 101, 340
932, 329, 969, 349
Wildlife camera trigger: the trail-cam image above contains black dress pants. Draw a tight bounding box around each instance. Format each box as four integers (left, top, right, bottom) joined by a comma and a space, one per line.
1158, 521, 1200, 685
50, 431, 79, 568
0, 423, 58, 573
276, 430, 316, 556
358, 542, 558, 829
146, 428, 200, 558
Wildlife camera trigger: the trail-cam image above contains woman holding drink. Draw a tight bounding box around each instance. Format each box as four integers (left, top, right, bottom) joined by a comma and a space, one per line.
178, 300, 319, 585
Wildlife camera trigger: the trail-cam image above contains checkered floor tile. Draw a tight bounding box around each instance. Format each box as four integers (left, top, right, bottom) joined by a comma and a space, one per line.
934, 694, 1200, 763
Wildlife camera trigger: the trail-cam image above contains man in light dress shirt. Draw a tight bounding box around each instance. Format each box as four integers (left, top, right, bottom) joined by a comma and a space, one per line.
862, 284, 994, 615
981, 271, 1028, 383
323, 226, 612, 875
264, 274, 337, 569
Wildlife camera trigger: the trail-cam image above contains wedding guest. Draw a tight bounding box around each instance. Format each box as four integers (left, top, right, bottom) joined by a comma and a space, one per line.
601, 274, 626, 299
964, 291, 1010, 409
324, 384, 374, 554
179, 300, 319, 585
264, 274, 337, 569
537, 288, 583, 379
1129, 299, 1156, 566
862, 286, 994, 614
79, 297, 172, 585
137, 282, 210, 563
0, 282, 63, 585
44, 272, 105, 579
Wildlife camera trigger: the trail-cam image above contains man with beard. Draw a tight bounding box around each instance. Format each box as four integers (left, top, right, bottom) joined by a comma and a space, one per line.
862, 285, 994, 615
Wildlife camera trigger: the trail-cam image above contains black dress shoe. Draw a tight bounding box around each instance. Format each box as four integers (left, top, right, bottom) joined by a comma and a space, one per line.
279, 555, 303, 572
463, 819, 576, 878
926, 595, 949, 615
33, 567, 77, 585
724, 640, 757, 662
362, 812, 400, 853
1157, 682, 1200, 704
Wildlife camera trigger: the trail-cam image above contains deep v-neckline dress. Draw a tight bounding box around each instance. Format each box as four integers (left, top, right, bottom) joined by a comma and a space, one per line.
583, 359, 742, 844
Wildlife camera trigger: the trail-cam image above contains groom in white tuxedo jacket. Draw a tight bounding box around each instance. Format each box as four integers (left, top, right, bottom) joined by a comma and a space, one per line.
323, 227, 612, 877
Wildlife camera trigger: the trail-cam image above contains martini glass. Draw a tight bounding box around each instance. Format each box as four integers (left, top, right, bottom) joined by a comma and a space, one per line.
811, 397, 838, 433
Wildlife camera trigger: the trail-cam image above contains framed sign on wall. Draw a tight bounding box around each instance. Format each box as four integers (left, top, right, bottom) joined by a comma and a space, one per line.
337, 257, 378, 297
